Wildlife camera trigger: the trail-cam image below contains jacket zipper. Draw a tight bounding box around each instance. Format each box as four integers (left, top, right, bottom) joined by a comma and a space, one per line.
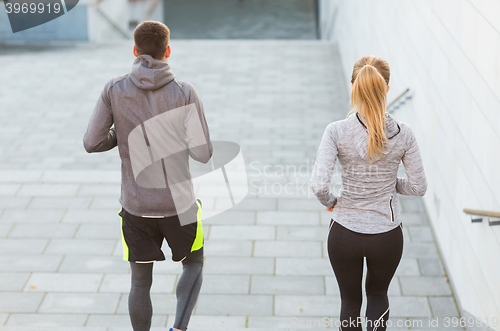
389, 195, 394, 223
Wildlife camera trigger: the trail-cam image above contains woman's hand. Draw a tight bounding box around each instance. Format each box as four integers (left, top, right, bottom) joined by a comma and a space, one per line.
324, 200, 337, 212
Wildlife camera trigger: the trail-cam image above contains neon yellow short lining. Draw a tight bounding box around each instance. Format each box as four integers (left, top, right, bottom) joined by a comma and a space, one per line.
191, 199, 204, 252
119, 208, 129, 261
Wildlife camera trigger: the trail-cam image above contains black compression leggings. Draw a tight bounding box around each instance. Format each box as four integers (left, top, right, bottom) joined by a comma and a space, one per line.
128, 248, 204, 331
327, 220, 403, 331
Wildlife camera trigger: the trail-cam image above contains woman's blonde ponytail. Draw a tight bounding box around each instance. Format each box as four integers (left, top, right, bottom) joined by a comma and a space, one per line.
347, 56, 391, 163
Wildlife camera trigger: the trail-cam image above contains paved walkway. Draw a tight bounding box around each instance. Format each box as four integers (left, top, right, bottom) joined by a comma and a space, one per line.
0, 40, 463, 330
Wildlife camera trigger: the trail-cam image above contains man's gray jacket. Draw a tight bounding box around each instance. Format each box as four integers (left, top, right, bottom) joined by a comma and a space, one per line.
83, 54, 213, 217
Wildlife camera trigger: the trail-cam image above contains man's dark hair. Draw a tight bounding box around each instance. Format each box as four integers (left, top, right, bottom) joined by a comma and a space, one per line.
133, 21, 170, 60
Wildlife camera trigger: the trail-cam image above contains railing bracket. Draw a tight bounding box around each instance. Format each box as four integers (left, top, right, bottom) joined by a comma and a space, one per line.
464, 208, 500, 226
387, 88, 412, 114
488, 219, 500, 226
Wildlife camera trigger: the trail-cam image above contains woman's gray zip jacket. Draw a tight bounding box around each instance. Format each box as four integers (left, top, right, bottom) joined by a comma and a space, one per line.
310, 112, 427, 234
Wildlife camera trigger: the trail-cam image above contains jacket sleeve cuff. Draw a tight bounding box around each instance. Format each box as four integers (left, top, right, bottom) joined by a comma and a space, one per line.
326, 196, 338, 209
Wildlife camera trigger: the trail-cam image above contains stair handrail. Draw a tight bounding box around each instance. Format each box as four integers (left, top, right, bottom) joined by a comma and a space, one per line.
463, 208, 500, 226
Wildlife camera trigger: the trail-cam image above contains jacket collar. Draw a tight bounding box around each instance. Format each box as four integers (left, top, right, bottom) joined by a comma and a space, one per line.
350, 111, 401, 162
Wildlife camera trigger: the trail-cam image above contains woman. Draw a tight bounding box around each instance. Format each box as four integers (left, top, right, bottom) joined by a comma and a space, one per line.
310, 55, 427, 331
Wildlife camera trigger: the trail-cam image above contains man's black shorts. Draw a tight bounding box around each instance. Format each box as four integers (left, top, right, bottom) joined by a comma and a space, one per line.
119, 199, 203, 263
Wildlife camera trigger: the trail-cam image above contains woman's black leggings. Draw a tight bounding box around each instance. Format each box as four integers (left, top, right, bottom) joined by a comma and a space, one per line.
327, 220, 403, 331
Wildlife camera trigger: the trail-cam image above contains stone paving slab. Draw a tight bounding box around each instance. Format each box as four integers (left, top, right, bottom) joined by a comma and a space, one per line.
86, 314, 167, 328
276, 226, 328, 241
77, 184, 121, 196
28, 197, 93, 209
418, 258, 446, 276
401, 242, 440, 259
0, 238, 48, 254
275, 258, 333, 276
251, 276, 324, 295
17, 184, 80, 197
201, 210, 255, 225
389, 296, 433, 317
256, 211, 321, 225
196, 295, 273, 316
248, 316, 329, 329
0, 210, 66, 223
0, 40, 464, 330
75, 224, 121, 239
394, 258, 421, 276
408, 225, 434, 242
0, 273, 30, 292
57, 256, 130, 274
62, 209, 122, 223
274, 295, 341, 317
44, 239, 118, 255
186, 315, 247, 329
38, 293, 121, 314
253, 241, 322, 257
0, 198, 30, 209
208, 225, 275, 240
0, 293, 45, 313
203, 257, 275, 275
5, 314, 89, 327
201, 275, 250, 294
0, 327, 108, 331
203, 240, 253, 257
399, 276, 452, 296
405, 318, 467, 330
24, 273, 103, 293
0, 255, 63, 272
9, 223, 78, 238
0, 224, 13, 237
99, 273, 176, 294
115, 294, 177, 315
0, 185, 20, 195
429, 296, 460, 317
397, 212, 429, 226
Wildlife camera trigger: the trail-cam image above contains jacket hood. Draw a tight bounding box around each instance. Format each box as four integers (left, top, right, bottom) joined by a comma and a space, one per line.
130, 54, 175, 91
350, 111, 401, 163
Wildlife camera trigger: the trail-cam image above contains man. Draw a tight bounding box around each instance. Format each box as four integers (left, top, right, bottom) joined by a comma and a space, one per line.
83, 20, 212, 331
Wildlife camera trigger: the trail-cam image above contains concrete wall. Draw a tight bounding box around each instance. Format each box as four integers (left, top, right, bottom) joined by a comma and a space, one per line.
129, 0, 164, 32
87, 0, 130, 41
318, 0, 500, 329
